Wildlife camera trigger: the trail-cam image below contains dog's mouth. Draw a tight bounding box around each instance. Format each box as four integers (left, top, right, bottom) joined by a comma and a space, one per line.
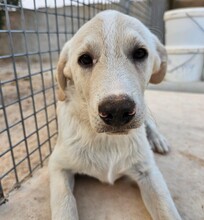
107, 130, 129, 135
96, 120, 143, 135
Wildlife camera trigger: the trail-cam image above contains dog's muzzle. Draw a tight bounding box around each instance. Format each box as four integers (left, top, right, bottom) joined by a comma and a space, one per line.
98, 95, 136, 127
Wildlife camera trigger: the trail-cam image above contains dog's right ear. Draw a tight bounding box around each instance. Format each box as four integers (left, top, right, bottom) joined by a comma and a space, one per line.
56, 41, 71, 101
150, 36, 167, 84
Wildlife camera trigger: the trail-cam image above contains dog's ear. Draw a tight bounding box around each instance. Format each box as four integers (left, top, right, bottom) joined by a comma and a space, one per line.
150, 37, 167, 84
56, 41, 71, 101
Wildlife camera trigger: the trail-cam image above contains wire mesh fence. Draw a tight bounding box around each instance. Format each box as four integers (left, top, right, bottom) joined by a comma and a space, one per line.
0, 0, 167, 204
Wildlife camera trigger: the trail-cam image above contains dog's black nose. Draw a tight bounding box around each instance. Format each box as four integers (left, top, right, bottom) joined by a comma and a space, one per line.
98, 95, 136, 126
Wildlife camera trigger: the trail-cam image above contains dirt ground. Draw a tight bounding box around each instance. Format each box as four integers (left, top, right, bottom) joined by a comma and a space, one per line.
0, 90, 203, 220
0, 60, 57, 194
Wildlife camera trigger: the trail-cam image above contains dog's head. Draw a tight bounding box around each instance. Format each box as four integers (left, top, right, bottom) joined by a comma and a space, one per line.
56, 10, 167, 134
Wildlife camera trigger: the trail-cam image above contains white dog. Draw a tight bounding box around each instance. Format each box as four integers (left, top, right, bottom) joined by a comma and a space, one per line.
49, 10, 181, 220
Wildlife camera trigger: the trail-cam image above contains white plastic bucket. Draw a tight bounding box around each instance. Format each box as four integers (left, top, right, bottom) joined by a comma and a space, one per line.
165, 46, 204, 82
164, 8, 204, 46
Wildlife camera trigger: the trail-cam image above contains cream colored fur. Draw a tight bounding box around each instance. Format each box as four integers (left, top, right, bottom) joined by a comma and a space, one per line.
49, 10, 181, 220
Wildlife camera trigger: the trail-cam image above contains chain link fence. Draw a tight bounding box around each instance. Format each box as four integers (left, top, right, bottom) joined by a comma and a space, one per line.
0, 0, 167, 204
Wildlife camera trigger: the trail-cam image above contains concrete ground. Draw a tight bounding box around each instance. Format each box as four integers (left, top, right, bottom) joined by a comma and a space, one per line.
0, 89, 204, 220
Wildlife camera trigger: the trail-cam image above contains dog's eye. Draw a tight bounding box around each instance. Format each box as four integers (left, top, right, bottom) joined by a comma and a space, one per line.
132, 48, 148, 61
78, 54, 93, 67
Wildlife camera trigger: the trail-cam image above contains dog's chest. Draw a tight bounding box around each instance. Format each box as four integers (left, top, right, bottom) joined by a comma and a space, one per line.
63, 130, 142, 184
90, 157, 125, 184
73, 146, 135, 184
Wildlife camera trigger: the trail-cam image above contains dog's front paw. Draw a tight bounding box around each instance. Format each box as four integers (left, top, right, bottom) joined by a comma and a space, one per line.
147, 131, 170, 154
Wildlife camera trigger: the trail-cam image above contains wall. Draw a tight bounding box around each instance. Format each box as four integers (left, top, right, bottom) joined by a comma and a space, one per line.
0, 5, 96, 62
0, 1, 167, 62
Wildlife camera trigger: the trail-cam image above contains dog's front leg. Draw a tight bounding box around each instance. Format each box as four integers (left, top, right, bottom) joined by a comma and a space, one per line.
49, 156, 78, 220
127, 161, 181, 220
145, 116, 170, 154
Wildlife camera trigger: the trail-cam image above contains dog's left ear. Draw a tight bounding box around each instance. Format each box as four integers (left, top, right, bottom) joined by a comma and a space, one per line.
150, 37, 167, 84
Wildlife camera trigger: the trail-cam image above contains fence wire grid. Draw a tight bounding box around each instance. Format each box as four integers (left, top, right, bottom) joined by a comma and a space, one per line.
0, 0, 167, 204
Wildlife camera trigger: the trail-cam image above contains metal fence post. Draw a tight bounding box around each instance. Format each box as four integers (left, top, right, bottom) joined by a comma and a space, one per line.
119, 0, 130, 14
150, 0, 169, 43
0, 180, 6, 205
